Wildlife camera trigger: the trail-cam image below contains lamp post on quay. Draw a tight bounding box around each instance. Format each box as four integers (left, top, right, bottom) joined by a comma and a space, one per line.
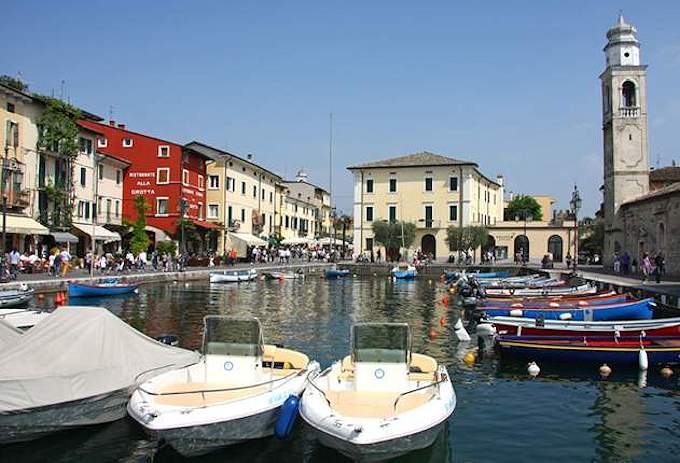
514, 208, 532, 265
569, 184, 582, 272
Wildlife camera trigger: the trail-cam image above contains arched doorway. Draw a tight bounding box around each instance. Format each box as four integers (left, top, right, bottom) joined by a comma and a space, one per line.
514, 235, 529, 263
548, 235, 563, 262
421, 234, 436, 259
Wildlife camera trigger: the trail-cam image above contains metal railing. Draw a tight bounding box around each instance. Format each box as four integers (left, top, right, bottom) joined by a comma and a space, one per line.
619, 107, 640, 118
391, 370, 448, 415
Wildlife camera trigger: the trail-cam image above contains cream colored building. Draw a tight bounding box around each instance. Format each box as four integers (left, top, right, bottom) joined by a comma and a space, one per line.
0, 83, 49, 251
348, 152, 504, 259
280, 169, 332, 237
278, 189, 317, 241
188, 142, 281, 254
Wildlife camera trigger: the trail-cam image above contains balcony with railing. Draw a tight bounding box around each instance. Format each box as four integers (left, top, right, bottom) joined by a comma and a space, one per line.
619, 107, 639, 118
417, 219, 442, 229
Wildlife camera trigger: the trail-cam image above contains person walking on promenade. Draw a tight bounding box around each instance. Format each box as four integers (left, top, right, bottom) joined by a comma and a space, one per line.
641, 253, 652, 283
654, 253, 665, 284
621, 252, 631, 275
8, 248, 20, 278
59, 247, 71, 277
612, 253, 620, 273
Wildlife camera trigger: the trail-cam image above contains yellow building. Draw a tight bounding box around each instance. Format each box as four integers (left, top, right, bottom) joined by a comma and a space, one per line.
188, 142, 281, 254
280, 169, 332, 238
278, 188, 318, 242
0, 83, 49, 251
348, 152, 504, 259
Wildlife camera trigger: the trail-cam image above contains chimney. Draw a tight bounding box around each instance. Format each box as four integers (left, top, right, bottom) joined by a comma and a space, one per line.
109, 120, 115, 126
247, 153, 253, 160
117, 123, 126, 130
496, 174, 504, 186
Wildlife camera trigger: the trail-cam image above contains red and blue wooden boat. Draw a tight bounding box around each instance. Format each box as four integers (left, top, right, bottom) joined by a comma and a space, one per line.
479, 292, 630, 307
485, 316, 680, 337
477, 298, 655, 321
68, 280, 138, 298
497, 335, 680, 366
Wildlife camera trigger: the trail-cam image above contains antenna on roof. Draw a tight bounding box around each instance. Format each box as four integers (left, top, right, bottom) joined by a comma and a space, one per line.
108, 105, 114, 122
59, 80, 65, 100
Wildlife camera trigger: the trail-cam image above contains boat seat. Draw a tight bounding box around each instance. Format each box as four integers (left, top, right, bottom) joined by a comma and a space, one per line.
152, 381, 269, 407
338, 355, 354, 381
409, 353, 438, 382
262, 344, 309, 370
326, 389, 434, 418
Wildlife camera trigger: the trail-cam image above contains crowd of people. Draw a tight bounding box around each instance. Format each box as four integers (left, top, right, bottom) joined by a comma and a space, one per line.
612, 251, 666, 283
248, 244, 347, 264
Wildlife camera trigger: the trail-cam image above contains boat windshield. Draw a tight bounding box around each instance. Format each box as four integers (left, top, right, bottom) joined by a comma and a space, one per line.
352, 323, 410, 363
202, 317, 263, 357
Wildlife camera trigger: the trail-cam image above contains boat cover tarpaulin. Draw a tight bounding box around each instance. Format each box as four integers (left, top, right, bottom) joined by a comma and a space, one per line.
0, 318, 22, 348
0, 307, 200, 412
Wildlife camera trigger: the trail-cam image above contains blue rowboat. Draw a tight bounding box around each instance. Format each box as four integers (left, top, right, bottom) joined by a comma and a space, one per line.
391, 264, 417, 280
497, 335, 680, 366
478, 298, 655, 321
478, 293, 631, 309
325, 269, 350, 279
445, 270, 510, 281
68, 281, 138, 298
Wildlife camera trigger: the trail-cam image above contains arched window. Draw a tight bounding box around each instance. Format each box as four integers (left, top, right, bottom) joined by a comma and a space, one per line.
622, 81, 636, 107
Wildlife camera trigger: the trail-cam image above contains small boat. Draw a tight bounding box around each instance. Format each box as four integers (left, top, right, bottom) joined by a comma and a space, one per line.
477, 293, 632, 309
0, 308, 50, 329
391, 263, 417, 280
483, 284, 597, 297
300, 323, 455, 461
477, 298, 655, 321
209, 269, 258, 283
68, 279, 138, 298
262, 271, 305, 280
497, 334, 680, 367
0, 287, 34, 308
128, 317, 320, 457
444, 270, 510, 281
481, 315, 680, 338
0, 307, 199, 444
480, 291, 623, 306
325, 269, 350, 279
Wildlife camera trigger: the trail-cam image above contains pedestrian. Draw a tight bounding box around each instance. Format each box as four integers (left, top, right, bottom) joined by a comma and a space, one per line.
641, 253, 652, 283
59, 247, 71, 277
8, 248, 20, 278
612, 252, 620, 273
654, 253, 665, 284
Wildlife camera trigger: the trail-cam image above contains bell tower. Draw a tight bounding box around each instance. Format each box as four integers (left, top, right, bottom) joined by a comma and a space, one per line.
600, 14, 649, 263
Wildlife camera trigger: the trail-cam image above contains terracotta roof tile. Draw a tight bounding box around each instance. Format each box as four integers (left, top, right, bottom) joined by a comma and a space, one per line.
347, 151, 477, 169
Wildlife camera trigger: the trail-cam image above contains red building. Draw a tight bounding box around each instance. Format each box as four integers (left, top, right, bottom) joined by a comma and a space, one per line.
79, 119, 217, 243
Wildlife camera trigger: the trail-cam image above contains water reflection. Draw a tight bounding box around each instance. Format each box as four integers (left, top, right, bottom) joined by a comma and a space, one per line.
6, 278, 675, 462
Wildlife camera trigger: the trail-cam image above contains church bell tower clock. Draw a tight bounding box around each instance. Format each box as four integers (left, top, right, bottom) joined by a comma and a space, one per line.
600, 14, 650, 264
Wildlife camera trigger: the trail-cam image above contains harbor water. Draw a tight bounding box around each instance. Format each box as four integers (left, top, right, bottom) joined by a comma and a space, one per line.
2, 274, 679, 462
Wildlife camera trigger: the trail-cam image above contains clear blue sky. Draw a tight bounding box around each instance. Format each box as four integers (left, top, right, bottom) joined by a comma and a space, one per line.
6, 1, 680, 217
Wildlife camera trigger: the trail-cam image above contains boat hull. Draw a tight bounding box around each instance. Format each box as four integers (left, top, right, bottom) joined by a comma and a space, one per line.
0, 388, 129, 444
498, 337, 680, 366
307, 417, 446, 462
147, 405, 280, 457
478, 299, 654, 321
209, 271, 257, 283
67, 284, 138, 298
0, 290, 34, 309
489, 316, 680, 337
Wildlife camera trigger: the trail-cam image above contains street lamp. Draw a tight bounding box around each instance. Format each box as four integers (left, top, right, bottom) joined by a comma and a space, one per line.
569, 184, 582, 272
179, 198, 188, 255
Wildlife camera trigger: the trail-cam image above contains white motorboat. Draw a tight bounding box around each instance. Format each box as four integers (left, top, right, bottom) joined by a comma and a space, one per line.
483, 283, 597, 297
263, 271, 305, 280
127, 316, 320, 457
209, 269, 258, 283
0, 287, 34, 309
300, 323, 455, 461
0, 308, 49, 329
0, 307, 199, 444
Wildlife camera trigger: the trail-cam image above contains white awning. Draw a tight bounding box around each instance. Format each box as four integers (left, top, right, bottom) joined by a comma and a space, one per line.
72, 223, 122, 243
52, 232, 79, 243
281, 237, 315, 245
230, 232, 267, 247
318, 237, 352, 247
3, 215, 49, 235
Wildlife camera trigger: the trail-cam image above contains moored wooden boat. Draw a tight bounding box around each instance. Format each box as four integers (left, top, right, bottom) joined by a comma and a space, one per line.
209, 269, 257, 283
262, 271, 305, 280
478, 293, 631, 309
477, 298, 655, 321
484, 284, 597, 297
68, 280, 138, 298
497, 335, 680, 366
480, 291, 622, 305
483, 315, 680, 337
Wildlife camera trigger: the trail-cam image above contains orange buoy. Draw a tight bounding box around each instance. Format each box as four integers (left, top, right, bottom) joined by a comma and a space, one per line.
441, 296, 449, 306
439, 317, 446, 326
428, 327, 437, 339
660, 367, 673, 378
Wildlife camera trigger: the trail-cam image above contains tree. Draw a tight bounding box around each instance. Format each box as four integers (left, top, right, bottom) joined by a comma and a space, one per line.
372, 220, 416, 261
506, 195, 543, 221
174, 217, 201, 251
0, 75, 28, 92
446, 226, 489, 261
128, 195, 150, 255
35, 96, 82, 229
155, 240, 177, 256
580, 217, 604, 257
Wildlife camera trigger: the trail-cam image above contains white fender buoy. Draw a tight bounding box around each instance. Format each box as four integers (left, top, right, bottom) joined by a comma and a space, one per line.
639, 349, 649, 371
453, 318, 471, 342
660, 367, 673, 378
638, 370, 648, 389
511, 303, 523, 308
527, 362, 540, 377
599, 364, 612, 378
559, 313, 573, 321
549, 302, 559, 308
510, 309, 523, 317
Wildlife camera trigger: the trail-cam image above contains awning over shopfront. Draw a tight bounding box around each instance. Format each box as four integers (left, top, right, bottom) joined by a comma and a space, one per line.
72, 223, 122, 243
192, 220, 223, 230
52, 232, 79, 243
230, 232, 267, 247
281, 237, 315, 245
4, 215, 49, 235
